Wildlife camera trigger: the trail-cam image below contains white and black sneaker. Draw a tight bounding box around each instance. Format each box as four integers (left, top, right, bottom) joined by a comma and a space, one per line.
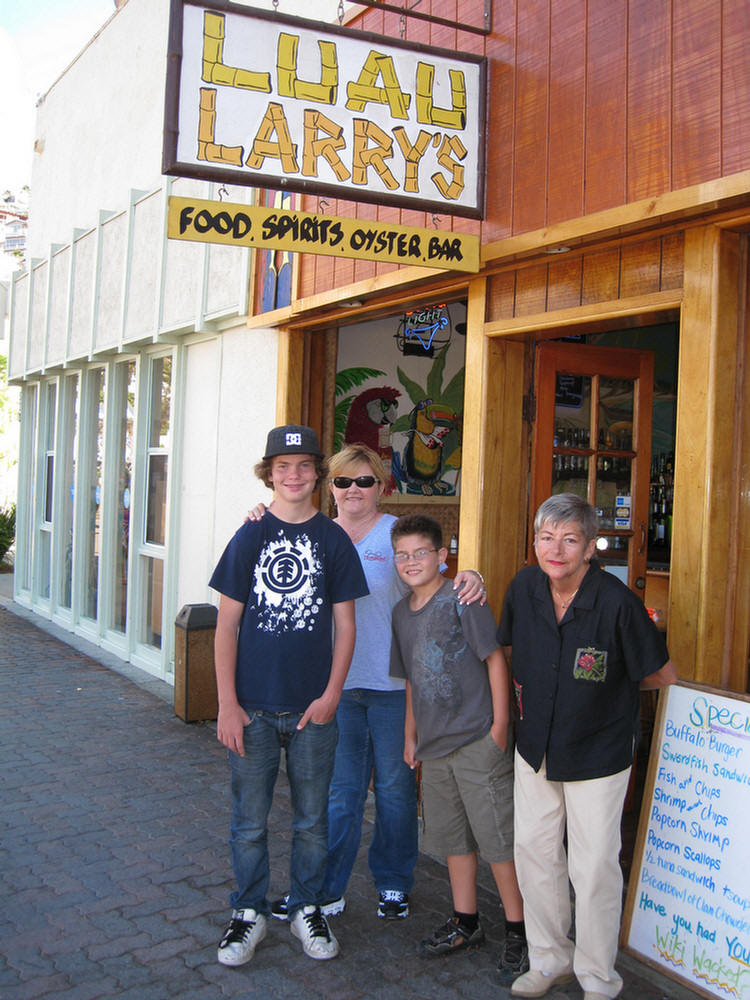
378, 890, 409, 920
290, 904, 339, 960
217, 908, 267, 966
271, 893, 345, 920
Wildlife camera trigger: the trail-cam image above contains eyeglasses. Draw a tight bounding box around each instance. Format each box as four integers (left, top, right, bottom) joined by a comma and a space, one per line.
332, 476, 378, 489
393, 548, 438, 564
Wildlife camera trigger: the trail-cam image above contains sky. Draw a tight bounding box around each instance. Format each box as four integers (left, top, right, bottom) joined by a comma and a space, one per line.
0, 0, 116, 193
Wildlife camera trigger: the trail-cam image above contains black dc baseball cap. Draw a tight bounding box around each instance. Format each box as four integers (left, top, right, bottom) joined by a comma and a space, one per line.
263, 424, 324, 460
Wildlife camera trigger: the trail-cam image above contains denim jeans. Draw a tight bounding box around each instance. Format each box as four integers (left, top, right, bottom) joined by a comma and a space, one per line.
323, 688, 418, 898
228, 710, 337, 918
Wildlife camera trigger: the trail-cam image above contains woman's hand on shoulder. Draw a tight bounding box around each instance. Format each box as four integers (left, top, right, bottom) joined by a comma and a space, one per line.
244, 502, 267, 524
453, 569, 487, 606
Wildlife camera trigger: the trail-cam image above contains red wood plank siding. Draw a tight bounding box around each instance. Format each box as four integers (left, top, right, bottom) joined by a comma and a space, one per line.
627, 0, 671, 200
294, 0, 750, 297
583, 1, 627, 214
547, 0, 586, 225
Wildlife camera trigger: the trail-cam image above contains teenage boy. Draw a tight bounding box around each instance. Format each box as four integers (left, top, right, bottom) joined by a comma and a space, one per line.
209, 425, 368, 967
389, 514, 528, 984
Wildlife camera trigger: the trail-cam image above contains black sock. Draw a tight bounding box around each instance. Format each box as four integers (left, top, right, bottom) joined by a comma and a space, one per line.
505, 919, 526, 939
454, 910, 479, 931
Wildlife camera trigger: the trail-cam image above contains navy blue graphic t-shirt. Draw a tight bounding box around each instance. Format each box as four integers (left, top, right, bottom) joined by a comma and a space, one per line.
209, 510, 368, 712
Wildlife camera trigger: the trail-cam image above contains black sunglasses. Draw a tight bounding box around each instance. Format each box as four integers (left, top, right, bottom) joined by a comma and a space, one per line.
332, 476, 378, 489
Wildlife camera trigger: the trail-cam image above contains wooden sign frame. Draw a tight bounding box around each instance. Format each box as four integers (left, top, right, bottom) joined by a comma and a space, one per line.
621, 680, 750, 1000
163, 0, 488, 218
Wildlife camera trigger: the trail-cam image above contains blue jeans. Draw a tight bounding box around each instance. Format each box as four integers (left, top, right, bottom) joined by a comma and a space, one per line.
228, 711, 337, 917
323, 688, 418, 898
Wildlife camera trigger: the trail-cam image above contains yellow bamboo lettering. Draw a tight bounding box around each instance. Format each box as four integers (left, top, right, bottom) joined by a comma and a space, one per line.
352, 119, 398, 189
202, 11, 271, 92
246, 102, 299, 172
431, 133, 467, 200
392, 127, 435, 193
276, 33, 338, 104
302, 111, 351, 180
345, 51, 410, 119
416, 63, 467, 129
196, 88, 244, 166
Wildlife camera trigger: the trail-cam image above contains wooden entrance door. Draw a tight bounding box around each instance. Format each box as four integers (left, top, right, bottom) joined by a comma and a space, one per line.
531, 342, 654, 596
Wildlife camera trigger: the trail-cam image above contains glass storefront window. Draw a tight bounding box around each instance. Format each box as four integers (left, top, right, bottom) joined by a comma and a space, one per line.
141, 554, 163, 649
112, 361, 136, 633
140, 354, 171, 652
145, 454, 168, 546
58, 375, 79, 611
82, 369, 105, 622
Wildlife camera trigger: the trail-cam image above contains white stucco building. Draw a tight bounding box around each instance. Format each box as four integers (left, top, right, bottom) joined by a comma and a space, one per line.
7, 0, 308, 679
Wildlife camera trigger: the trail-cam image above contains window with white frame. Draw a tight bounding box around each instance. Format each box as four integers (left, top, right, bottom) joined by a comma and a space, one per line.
80, 368, 106, 623
56, 373, 79, 612
140, 354, 171, 649
37, 381, 57, 601
16, 384, 38, 594
110, 360, 136, 634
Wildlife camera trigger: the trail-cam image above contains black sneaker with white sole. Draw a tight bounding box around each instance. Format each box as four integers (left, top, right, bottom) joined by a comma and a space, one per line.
271, 893, 345, 920
377, 890, 409, 919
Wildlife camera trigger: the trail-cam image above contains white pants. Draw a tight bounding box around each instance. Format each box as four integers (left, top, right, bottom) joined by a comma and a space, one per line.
513, 750, 631, 998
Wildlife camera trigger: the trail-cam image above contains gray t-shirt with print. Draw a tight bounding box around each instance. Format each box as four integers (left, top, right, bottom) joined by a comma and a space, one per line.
390, 578, 500, 760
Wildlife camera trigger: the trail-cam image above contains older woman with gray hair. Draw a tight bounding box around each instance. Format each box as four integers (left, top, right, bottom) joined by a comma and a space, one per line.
496, 493, 676, 1000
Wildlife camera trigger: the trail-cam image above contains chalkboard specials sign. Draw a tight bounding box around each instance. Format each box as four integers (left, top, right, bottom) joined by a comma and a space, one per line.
622, 682, 750, 999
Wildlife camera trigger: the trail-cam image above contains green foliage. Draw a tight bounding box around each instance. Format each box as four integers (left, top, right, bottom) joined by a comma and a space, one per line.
0, 503, 15, 564
390, 343, 464, 435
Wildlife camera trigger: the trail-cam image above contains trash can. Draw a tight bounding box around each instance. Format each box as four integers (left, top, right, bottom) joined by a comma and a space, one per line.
174, 603, 218, 722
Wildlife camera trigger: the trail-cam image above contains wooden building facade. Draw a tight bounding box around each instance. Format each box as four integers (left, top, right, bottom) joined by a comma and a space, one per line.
259, 0, 750, 693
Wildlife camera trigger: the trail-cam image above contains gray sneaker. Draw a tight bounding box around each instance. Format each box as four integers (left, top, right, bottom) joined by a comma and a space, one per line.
497, 931, 530, 984
290, 904, 339, 960
217, 908, 267, 966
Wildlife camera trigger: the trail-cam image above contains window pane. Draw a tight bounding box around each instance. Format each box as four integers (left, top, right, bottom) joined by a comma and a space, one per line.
598, 377, 634, 449
554, 374, 591, 446
38, 531, 51, 600
44, 453, 54, 523
112, 361, 136, 633
18, 385, 38, 591
148, 356, 171, 449
42, 383, 56, 524
141, 555, 163, 649
82, 369, 105, 621
58, 375, 79, 610
146, 454, 168, 546
45, 382, 57, 451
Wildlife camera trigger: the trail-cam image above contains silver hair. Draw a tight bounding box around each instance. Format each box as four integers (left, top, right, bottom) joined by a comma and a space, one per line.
534, 493, 598, 542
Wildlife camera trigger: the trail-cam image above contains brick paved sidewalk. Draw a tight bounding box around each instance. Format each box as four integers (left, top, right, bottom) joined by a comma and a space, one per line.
0, 603, 694, 999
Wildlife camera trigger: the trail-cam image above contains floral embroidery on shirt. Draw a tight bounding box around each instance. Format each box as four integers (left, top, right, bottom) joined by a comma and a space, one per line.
513, 678, 523, 718
573, 646, 608, 682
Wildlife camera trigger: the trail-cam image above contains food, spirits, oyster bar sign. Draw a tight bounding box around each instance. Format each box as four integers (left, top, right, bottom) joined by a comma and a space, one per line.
163, 0, 487, 218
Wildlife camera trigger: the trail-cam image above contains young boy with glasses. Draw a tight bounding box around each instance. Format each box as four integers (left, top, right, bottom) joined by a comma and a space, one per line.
389, 513, 528, 984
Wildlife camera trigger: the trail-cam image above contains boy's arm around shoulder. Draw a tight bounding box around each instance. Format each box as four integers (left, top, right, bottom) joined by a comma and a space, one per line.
214, 594, 250, 755
486, 646, 510, 752
297, 599, 356, 730
403, 680, 418, 770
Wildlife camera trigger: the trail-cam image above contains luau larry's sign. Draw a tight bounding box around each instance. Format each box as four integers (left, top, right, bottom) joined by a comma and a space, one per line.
162, 0, 487, 218
167, 195, 480, 272
622, 682, 750, 1000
